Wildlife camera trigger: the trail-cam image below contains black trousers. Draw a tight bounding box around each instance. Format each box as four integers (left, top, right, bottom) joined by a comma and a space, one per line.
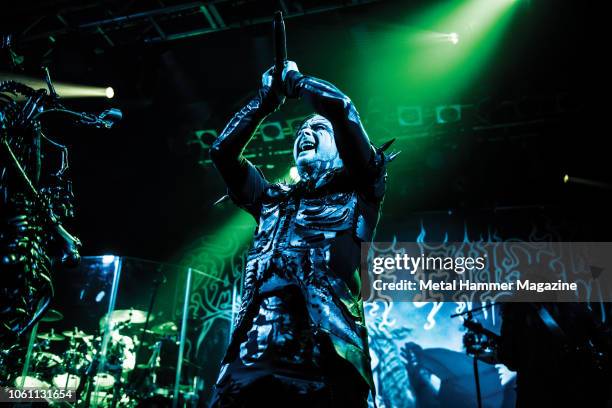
209, 350, 370, 408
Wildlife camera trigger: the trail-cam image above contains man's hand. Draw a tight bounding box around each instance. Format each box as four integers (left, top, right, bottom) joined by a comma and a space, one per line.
260, 66, 285, 111
261, 66, 276, 89
262, 61, 299, 85
281, 60, 299, 82
258, 61, 300, 112
262, 61, 300, 102
281, 61, 300, 98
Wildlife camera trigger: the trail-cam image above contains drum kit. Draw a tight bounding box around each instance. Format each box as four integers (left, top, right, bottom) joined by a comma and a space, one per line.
3, 307, 184, 407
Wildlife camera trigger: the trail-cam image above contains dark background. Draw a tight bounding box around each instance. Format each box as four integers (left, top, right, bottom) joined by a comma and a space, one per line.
2, 0, 609, 263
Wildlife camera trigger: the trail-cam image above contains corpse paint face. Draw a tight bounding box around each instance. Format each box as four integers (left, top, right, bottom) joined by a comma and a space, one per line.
293, 114, 343, 181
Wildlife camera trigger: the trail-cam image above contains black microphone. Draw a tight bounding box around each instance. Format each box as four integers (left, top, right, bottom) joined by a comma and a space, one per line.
273, 11, 287, 82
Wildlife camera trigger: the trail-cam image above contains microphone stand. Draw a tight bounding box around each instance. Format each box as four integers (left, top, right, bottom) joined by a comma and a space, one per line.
463, 310, 484, 408
130, 273, 165, 392
452, 307, 500, 408
473, 353, 483, 408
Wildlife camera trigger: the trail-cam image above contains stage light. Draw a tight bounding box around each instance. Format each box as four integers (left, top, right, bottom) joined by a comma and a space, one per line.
289, 166, 300, 182
101, 255, 116, 265
391, 0, 518, 101
193, 130, 218, 148
435, 105, 462, 124
261, 122, 284, 142
397, 106, 423, 126
0, 73, 116, 99
561, 176, 612, 190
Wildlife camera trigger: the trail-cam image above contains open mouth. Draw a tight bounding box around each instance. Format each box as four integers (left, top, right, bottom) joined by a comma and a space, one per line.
299, 141, 316, 153
297, 136, 317, 154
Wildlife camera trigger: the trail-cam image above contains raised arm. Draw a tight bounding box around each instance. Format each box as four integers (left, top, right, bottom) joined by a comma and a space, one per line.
210, 71, 284, 216
283, 65, 377, 181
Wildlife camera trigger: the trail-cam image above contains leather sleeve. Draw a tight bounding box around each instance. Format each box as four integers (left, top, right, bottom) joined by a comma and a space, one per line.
210, 87, 280, 218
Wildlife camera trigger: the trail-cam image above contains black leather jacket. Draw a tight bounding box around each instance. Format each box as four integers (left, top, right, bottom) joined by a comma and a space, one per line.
210, 71, 389, 391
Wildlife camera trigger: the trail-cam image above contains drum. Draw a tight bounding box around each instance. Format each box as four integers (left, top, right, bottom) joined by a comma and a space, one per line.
63, 348, 88, 372
89, 391, 112, 407
92, 332, 136, 372
86, 390, 132, 407
14, 375, 51, 389
51, 347, 88, 390
108, 333, 136, 372
52, 373, 80, 389
32, 352, 63, 370
92, 372, 116, 390
24, 352, 64, 387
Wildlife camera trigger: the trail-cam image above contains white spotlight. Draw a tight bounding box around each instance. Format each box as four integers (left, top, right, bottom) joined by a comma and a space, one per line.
105, 87, 115, 99
449, 33, 459, 45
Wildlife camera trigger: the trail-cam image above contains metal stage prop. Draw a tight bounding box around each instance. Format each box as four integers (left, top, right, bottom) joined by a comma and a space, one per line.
0, 256, 235, 407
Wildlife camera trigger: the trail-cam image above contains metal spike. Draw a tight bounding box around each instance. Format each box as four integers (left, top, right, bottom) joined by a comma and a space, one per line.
378, 138, 396, 151
386, 151, 401, 163
213, 194, 230, 206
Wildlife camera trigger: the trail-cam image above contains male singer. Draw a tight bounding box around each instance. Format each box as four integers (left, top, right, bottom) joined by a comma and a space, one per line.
209, 61, 394, 407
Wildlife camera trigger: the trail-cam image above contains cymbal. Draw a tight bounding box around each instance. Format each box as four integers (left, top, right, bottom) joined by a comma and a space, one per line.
62, 329, 93, 340
149, 321, 178, 336
37, 332, 64, 341
101, 309, 151, 326
41, 309, 63, 322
